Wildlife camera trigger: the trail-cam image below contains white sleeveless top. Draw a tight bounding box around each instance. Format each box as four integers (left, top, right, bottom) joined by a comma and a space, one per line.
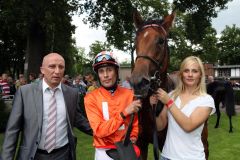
161, 94, 215, 160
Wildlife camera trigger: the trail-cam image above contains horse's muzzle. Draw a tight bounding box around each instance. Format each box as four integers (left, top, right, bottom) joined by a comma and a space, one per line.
130, 76, 150, 98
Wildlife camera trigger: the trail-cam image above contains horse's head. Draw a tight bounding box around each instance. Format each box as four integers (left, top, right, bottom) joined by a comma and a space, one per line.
130, 10, 176, 98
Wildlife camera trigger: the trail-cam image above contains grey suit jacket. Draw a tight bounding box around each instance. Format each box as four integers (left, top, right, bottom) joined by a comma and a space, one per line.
1, 81, 92, 160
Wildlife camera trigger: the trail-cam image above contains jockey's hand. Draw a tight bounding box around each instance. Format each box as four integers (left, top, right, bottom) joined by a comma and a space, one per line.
124, 99, 142, 116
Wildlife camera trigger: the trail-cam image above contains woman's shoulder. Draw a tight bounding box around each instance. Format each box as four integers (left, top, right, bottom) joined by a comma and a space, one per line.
199, 94, 214, 101
197, 94, 215, 107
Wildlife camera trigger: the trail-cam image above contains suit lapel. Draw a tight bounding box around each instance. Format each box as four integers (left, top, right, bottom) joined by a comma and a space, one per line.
33, 81, 44, 130
62, 84, 72, 123
62, 84, 77, 160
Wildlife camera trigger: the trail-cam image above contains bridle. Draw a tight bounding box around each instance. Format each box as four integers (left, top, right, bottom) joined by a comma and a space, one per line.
135, 23, 169, 92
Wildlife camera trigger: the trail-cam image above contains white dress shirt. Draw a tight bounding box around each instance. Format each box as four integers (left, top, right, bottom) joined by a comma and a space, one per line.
38, 79, 68, 150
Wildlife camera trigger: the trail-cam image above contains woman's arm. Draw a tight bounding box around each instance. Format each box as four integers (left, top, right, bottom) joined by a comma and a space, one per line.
156, 88, 212, 132
168, 104, 212, 132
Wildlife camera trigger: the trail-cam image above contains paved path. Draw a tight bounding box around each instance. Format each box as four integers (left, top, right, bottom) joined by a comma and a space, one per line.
235, 105, 240, 113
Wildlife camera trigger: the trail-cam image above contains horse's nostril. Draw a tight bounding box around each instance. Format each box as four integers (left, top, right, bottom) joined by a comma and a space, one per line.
130, 76, 151, 98
130, 76, 150, 89
141, 78, 150, 86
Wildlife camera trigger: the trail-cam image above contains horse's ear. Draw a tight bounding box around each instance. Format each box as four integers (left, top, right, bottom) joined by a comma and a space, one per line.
133, 8, 144, 29
162, 11, 176, 32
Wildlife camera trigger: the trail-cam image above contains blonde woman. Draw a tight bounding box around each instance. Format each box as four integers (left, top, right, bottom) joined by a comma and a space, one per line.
150, 56, 215, 160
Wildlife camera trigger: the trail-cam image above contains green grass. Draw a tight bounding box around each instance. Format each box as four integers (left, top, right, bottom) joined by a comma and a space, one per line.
208, 113, 240, 160
1, 113, 240, 160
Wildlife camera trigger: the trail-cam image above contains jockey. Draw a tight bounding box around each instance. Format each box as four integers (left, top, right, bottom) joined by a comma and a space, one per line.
84, 51, 142, 160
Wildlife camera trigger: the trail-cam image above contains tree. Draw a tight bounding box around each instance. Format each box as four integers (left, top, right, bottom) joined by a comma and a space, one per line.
218, 25, 240, 65
88, 41, 112, 59
199, 27, 218, 64
173, 0, 232, 43
24, 0, 79, 76
80, 0, 231, 68
81, 0, 170, 67
0, 0, 27, 75
0, 0, 80, 77
72, 47, 92, 75
168, 12, 219, 71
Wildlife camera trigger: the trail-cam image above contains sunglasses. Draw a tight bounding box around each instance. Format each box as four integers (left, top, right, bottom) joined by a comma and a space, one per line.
95, 54, 114, 63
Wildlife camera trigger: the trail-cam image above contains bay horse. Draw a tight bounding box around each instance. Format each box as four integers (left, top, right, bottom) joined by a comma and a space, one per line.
131, 11, 209, 160
207, 80, 236, 132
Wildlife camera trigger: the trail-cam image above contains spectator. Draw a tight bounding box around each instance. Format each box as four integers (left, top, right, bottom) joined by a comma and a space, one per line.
85, 72, 95, 87
0, 73, 10, 96
29, 73, 37, 83
73, 76, 87, 96
87, 80, 98, 93
85, 72, 98, 92
207, 75, 214, 84
15, 74, 24, 88
78, 74, 87, 88
121, 75, 132, 89
35, 73, 44, 83
7, 76, 16, 95
62, 74, 72, 86
16, 76, 27, 90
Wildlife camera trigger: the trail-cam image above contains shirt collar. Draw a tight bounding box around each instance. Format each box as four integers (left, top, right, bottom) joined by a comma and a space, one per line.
42, 78, 62, 92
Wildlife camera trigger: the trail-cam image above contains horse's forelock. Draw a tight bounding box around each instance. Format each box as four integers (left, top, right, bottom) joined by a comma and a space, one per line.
136, 19, 164, 34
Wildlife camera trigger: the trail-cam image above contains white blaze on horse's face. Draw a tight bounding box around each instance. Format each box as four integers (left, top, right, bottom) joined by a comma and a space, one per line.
143, 31, 149, 38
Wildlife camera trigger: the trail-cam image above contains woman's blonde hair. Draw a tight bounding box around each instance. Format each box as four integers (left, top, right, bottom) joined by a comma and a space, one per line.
171, 56, 206, 100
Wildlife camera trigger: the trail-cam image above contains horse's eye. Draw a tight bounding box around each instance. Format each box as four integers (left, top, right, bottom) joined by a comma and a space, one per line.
157, 38, 165, 45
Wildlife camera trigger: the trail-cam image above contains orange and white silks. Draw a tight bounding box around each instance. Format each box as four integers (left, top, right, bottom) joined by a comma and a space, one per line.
84, 86, 139, 148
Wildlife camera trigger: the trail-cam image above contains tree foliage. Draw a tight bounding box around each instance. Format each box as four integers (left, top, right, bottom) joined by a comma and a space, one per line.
88, 41, 112, 59
80, 0, 232, 70
173, 0, 231, 43
0, 0, 80, 77
80, 0, 170, 67
72, 47, 92, 75
218, 25, 240, 65
168, 12, 218, 71
0, 0, 236, 77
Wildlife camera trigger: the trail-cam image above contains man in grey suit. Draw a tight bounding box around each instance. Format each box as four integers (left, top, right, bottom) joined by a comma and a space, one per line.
1, 53, 92, 160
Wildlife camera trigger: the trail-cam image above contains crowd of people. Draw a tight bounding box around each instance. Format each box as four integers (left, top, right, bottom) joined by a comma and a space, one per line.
0, 73, 42, 98
0, 71, 132, 101
0, 51, 217, 160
